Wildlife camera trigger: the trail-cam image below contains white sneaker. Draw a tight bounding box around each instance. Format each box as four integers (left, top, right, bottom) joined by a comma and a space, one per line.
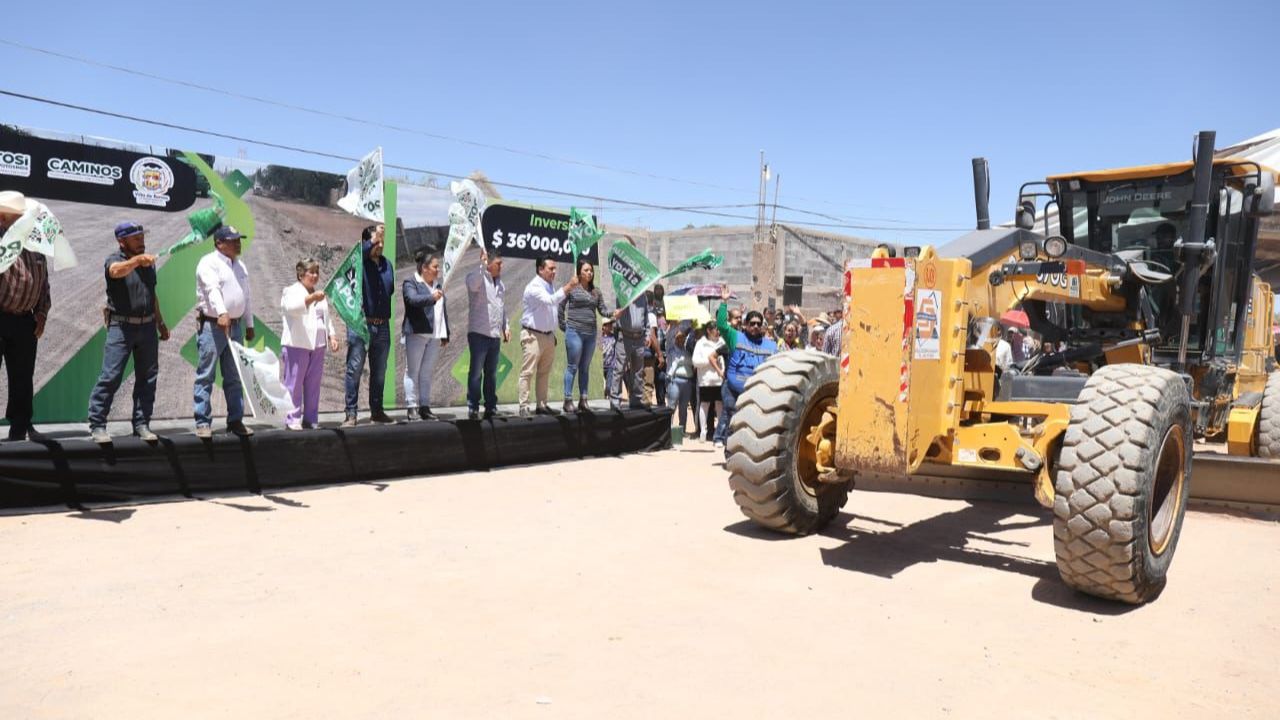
713, 440, 724, 449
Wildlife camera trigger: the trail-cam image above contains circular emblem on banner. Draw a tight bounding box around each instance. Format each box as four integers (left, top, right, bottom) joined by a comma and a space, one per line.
130, 157, 175, 207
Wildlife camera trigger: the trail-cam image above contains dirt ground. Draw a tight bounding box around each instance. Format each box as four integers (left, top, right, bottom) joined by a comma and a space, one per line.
0, 443, 1276, 719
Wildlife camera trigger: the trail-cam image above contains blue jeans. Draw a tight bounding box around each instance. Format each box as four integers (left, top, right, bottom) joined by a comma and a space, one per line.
563, 327, 597, 398
88, 321, 159, 429
714, 383, 742, 445
467, 332, 501, 413
666, 374, 693, 428
193, 319, 244, 428
345, 321, 391, 416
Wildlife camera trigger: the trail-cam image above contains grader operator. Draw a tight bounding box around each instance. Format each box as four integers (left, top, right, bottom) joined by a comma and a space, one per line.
724, 130, 1277, 604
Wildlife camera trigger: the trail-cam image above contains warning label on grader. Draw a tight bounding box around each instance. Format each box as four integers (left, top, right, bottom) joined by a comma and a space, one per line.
914, 289, 941, 360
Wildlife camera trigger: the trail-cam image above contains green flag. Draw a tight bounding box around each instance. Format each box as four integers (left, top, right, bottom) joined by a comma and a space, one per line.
607, 241, 662, 308
161, 192, 227, 257
567, 207, 604, 267
661, 248, 723, 279
325, 242, 369, 344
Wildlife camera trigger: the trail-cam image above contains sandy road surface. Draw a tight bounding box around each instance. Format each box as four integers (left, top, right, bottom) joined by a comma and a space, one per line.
0, 444, 1276, 719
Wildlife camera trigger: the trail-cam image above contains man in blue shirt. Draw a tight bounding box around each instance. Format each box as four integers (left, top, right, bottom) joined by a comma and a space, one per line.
343, 224, 395, 426
713, 284, 778, 449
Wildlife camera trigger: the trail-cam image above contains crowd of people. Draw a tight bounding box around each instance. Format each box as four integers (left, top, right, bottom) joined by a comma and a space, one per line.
0, 188, 849, 445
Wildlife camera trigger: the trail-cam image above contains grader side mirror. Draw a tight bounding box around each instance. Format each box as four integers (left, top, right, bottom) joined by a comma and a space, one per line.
1245, 172, 1276, 217
1015, 201, 1036, 230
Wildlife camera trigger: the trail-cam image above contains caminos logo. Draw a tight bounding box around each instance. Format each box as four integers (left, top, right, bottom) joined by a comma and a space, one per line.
129, 157, 176, 208
47, 157, 123, 185
0, 150, 32, 178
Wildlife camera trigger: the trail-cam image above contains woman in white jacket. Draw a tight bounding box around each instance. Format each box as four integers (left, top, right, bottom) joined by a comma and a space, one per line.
280, 258, 339, 430
692, 324, 725, 443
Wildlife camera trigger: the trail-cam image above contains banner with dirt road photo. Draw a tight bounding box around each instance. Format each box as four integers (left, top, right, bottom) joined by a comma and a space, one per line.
0, 126, 461, 424
0, 126, 642, 424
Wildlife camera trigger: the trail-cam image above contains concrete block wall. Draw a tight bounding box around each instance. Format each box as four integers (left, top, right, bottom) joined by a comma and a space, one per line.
600, 224, 880, 313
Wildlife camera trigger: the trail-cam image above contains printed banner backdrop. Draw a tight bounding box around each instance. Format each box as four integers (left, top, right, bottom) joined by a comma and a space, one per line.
0, 131, 198, 211
481, 201, 600, 264
0, 126, 638, 424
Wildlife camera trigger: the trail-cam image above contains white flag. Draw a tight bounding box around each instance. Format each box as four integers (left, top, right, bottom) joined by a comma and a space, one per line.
441, 178, 485, 284
230, 341, 297, 424
336, 147, 385, 222
0, 199, 78, 273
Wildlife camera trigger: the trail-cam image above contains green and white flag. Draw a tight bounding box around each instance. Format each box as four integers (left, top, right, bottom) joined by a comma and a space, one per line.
162, 192, 227, 257
441, 178, 485, 284
229, 340, 296, 423
0, 199, 77, 273
325, 242, 369, 344
567, 207, 604, 267
336, 147, 385, 222
661, 248, 723, 279
607, 241, 662, 309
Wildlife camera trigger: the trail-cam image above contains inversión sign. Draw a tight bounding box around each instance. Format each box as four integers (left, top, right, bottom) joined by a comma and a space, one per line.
480, 201, 600, 264
0, 129, 198, 211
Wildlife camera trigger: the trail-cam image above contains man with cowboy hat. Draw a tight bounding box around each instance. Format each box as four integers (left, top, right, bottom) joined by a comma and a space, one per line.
86, 221, 170, 443
0, 191, 51, 442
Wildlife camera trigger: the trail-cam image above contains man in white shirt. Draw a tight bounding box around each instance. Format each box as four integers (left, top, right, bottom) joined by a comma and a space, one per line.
465, 249, 509, 420
193, 226, 255, 438
995, 329, 1014, 373
518, 256, 579, 417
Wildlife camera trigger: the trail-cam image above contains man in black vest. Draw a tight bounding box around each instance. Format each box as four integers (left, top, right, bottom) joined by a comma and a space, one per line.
87, 221, 170, 443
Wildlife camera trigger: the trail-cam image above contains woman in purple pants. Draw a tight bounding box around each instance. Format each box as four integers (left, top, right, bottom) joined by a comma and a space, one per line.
279, 258, 339, 430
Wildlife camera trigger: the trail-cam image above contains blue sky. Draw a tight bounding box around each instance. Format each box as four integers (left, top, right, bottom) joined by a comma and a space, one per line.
2, 0, 1276, 242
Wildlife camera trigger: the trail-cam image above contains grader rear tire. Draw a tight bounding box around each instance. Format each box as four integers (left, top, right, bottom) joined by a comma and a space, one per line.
725, 350, 848, 535
1053, 364, 1192, 605
1256, 371, 1280, 457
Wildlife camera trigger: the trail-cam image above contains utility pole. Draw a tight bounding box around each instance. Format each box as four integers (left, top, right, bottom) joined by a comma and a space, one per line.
771, 174, 785, 304
751, 151, 776, 310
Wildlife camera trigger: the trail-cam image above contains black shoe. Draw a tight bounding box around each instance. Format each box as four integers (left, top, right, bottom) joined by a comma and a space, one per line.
370, 411, 394, 424
578, 398, 591, 413
6, 425, 28, 442
227, 421, 255, 437
483, 410, 496, 421
419, 407, 437, 421
468, 409, 480, 421
301, 421, 315, 430
563, 399, 575, 414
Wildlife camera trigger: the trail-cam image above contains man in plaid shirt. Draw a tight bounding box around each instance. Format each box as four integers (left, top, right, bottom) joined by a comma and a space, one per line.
0, 191, 51, 442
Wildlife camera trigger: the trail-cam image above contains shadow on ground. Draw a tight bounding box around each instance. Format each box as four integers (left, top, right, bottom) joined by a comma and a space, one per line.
725, 500, 1142, 615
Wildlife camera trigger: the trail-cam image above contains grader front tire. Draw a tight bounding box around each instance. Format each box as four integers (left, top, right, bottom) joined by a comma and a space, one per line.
725, 350, 848, 535
1052, 365, 1192, 605
1256, 371, 1280, 458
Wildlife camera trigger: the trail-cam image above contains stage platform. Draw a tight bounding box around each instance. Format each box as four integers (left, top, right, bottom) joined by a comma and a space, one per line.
0, 404, 674, 512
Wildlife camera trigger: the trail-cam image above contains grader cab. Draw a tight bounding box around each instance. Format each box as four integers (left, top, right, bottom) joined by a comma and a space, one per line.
725, 130, 1278, 604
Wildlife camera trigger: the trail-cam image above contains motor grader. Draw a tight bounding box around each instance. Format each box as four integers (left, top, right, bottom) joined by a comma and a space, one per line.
725, 130, 1277, 604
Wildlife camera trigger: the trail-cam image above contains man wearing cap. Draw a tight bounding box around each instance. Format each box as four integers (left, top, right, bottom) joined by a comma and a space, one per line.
343, 223, 395, 426
0, 191, 51, 442
86, 222, 170, 443
193, 225, 255, 438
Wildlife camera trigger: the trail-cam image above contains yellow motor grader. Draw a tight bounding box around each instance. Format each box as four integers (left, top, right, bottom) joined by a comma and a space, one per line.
725, 130, 1277, 604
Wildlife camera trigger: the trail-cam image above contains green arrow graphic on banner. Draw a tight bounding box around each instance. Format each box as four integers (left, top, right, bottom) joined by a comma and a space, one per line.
32, 152, 260, 422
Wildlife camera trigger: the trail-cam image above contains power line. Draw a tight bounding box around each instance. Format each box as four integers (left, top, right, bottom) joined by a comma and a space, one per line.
0, 89, 969, 233
0, 38, 750, 193
0, 38, 946, 220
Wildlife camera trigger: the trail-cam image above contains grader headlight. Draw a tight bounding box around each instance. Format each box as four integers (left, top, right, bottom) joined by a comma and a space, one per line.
1044, 235, 1068, 259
